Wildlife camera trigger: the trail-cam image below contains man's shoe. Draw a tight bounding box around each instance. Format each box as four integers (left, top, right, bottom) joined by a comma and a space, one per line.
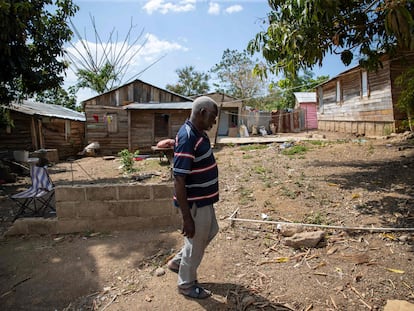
178, 285, 212, 299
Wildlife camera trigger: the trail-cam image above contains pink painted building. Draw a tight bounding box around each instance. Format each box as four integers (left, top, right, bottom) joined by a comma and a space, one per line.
294, 92, 318, 130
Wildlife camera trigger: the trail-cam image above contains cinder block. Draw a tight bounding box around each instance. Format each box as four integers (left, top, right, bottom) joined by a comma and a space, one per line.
118, 184, 151, 200
109, 201, 142, 217
55, 186, 86, 202
56, 201, 78, 218
152, 184, 174, 199
85, 185, 117, 201
77, 201, 116, 218
137, 200, 176, 217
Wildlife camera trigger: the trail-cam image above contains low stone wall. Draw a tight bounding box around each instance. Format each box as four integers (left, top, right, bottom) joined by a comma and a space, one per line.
6, 183, 181, 235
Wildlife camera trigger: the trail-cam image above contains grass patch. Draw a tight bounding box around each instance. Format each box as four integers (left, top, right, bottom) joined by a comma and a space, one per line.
303, 211, 329, 225
239, 186, 255, 205
308, 140, 323, 146
280, 186, 298, 199
281, 145, 308, 156
240, 144, 268, 151
253, 165, 266, 174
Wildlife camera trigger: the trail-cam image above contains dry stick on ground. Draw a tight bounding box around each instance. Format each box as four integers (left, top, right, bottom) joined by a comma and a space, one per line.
100, 294, 118, 311
349, 285, 372, 310
0, 277, 31, 298
330, 295, 338, 310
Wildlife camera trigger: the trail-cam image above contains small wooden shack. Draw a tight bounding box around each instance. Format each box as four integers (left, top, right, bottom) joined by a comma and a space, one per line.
82, 79, 192, 155
294, 92, 318, 130
0, 100, 85, 160
316, 52, 414, 136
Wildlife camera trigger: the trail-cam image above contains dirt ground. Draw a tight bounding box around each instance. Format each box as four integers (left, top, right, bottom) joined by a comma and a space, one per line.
0, 130, 413, 311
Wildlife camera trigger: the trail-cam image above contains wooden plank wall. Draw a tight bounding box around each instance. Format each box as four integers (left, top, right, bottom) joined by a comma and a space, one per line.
42, 119, 85, 160
129, 109, 189, 152
0, 111, 85, 159
85, 106, 129, 155
317, 61, 398, 136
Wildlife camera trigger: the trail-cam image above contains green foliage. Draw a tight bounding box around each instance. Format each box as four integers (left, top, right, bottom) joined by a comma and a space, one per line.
0, 107, 13, 128
248, 1, 414, 78
210, 49, 266, 99
118, 149, 139, 173
238, 186, 255, 205
281, 145, 308, 156
303, 212, 329, 226
253, 165, 266, 175
166, 66, 210, 96
0, 0, 78, 104
35, 86, 79, 111
240, 144, 268, 151
274, 71, 329, 109
395, 67, 414, 131
77, 62, 117, 94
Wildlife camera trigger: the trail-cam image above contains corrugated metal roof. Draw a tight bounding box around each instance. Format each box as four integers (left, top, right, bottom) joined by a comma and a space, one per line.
293, 92, 316, 103
124, 102, 194, 110
6, 100, 85, 121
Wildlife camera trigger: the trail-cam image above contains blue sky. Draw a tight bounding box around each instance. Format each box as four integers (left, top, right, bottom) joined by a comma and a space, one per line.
66, 0, 353, 102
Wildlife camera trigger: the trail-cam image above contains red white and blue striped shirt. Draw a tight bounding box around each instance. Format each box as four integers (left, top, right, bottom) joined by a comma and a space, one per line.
173, 119, 219, 208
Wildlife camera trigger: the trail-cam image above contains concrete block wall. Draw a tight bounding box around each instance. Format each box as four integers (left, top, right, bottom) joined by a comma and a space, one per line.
6, 183, 181, 235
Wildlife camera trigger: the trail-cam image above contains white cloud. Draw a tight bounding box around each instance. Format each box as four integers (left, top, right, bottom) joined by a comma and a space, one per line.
64, 33, 188, 101
143, 0, 196, 15
208, 2, 220, 15
225, 4, 243, 14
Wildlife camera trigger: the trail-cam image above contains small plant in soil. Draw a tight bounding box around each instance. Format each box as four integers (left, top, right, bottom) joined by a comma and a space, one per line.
118, 149, 140, 173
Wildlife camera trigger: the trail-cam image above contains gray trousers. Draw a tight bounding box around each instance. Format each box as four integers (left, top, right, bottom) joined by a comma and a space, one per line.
171, 203, 219, 289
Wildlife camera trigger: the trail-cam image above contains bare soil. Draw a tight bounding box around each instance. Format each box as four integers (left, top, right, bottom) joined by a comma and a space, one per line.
0, 130, 413, 311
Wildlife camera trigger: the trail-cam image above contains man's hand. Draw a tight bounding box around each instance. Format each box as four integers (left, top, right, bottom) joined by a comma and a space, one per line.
174, 175, 195, 237
182, 215, 195, 238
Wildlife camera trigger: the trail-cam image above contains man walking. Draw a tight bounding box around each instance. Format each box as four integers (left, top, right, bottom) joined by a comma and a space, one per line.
168, 96, 219, 299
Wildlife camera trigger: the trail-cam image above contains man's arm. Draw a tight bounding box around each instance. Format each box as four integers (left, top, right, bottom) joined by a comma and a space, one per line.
174, 175, 195, 238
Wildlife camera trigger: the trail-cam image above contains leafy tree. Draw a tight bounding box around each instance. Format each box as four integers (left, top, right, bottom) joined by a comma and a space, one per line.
67, 17, 164, 95
76, 62, 117, 95
35, 86, 79, 111
210, 49, 267, 101
248, 1, 414, 78
0, 0, 78, 104
166, 66, 210, 96
396, 67, 414, 131
275, 71, 329, 109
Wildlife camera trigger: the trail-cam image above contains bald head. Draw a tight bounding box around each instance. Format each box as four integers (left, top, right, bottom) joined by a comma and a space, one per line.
190, 96, 218, 132
191, 96, 218, 119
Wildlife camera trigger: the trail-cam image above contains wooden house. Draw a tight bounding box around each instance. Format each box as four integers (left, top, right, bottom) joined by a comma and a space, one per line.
124, 102, 192, 152
294, 92, 318, 130
0, 100, 85, 160
316, 52, 414, 136
82, 79, 192, 154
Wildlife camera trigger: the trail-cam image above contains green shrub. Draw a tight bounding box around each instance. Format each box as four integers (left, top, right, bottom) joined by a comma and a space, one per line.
118, 149, 139, 173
